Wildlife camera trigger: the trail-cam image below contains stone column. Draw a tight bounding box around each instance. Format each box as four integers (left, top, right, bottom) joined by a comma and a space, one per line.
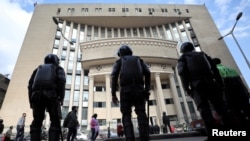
105, 74, 111, 124
87, 75, 94, 130
154, 73, 167, 114
169, 74, 185, 124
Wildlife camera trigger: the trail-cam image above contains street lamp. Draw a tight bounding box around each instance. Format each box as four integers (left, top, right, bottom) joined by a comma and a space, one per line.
218, 12, 250, 68
52, 17, 74, 45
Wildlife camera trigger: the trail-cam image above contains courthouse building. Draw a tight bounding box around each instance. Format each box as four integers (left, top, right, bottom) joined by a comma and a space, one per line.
0, 3, 238, 132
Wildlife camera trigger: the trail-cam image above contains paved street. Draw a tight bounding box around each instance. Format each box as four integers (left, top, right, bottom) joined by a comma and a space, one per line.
153, 136, 207, 141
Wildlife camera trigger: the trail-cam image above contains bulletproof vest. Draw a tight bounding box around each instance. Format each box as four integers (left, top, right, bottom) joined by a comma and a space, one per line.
120, 55, 143, 86
32, 64, 57, 89
185, 52, 213, 78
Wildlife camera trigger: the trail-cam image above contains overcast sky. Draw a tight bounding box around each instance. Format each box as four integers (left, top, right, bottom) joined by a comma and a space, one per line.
0, 0, 249, 88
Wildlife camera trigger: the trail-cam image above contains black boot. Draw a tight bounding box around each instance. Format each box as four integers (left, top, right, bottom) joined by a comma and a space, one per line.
30, 126, 41, 141
49, 127, 60, 141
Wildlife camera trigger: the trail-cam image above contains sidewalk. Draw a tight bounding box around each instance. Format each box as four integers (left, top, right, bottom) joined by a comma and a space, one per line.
104, 131, 203, 141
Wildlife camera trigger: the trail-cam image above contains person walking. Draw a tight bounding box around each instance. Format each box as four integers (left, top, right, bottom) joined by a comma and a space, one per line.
162, 112, 172, 133
111, 45, 151, 141
65, 106, 80, 141
4, 126, 13, 141
28, 54, 66, 141
117, 122, 124, 137
177, 42, 233, 140
213, 58, 250, 129
90, 113, 99, 141
15, 113, 26, 141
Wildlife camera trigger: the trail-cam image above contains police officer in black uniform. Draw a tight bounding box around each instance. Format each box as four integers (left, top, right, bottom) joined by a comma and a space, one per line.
111, 45, 151, 141
28, 54, 66, 141
177, 42, 233, 140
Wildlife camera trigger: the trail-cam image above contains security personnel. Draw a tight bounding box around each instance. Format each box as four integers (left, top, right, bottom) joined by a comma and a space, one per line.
177, 42, 233, 140
213, 58, 250, 128
111, 45, 151, 141
28, 54, 66, 141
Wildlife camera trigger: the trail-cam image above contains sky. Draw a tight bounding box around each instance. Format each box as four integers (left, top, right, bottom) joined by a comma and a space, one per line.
0, 0, 249, 89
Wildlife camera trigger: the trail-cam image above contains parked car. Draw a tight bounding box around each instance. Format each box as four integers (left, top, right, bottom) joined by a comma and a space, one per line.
76, 132, 88, 141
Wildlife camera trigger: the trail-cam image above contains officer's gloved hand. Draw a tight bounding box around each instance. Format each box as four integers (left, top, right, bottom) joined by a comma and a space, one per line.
112, 95, 119, 105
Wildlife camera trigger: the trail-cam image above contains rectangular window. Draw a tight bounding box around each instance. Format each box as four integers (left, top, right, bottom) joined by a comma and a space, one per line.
120, 28, 125, 37
93, 102, 106, 108
122, 8, 129, 12
148, 100, 157, 106
114, 28, 118, 37
165, 98, 174, 104
81, 8, 88, 12
109, 8, 115, 12
135, 8, 142, 12
94, 26, 99, 40
101, 27, 105, 38
107, 28, 112, 38
126, 28, 131, 37
95, 8, 102, 12
139, 28, 144, 37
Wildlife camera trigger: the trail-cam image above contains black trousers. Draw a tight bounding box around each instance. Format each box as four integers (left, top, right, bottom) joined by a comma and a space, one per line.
120, 86, 149, 141
30, 90, 61, 141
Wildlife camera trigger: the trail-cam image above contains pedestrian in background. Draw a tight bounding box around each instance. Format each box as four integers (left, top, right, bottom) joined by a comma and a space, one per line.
4, 126, 13, 141
65, 106, 80, 141
90, 113, 99, 141
162, 112, 172, 133
111, 45, 151, 141
15, 113, 26, 141
117, 122, 124, 137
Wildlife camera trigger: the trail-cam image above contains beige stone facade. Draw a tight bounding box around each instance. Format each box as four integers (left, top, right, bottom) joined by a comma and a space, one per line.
0, 3, 238, 132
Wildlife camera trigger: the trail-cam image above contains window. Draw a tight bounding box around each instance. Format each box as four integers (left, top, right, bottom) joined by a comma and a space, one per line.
186, 9, 189, 13
120, 28, 125, 37
114, 28, 118, 37
74, 91, 80, 102
145, 27, 151, 37
148, 100, 157, 106
161, 83, 170, 89
165, 98, 174, 104
122, 8, 129, 12
135, 8, 142, 12
94, 26, 99, 40
98, 119, 107, 126
101, 27, 105, 38
151, 27, 158, 38
132, 28, 137, 37
138, 28, 144, 37
67, 8, 75, 13
95, 8, 102, 12
108, 8, 115, 12
94, 86, 105, 92
148, 8, 155, 14
93, 102, 106, 108
107, 28, 112, 38
57, 8, 61, 14
161, 8, 168, 13
81, 8, 88, 12
126, 28, 131, 37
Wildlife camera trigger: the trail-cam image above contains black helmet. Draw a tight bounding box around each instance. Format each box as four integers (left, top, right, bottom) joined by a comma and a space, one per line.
212, 58, 221, 65
180, 42, 195, 53
117, 45, 133, 57
44, 54, 59, 65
